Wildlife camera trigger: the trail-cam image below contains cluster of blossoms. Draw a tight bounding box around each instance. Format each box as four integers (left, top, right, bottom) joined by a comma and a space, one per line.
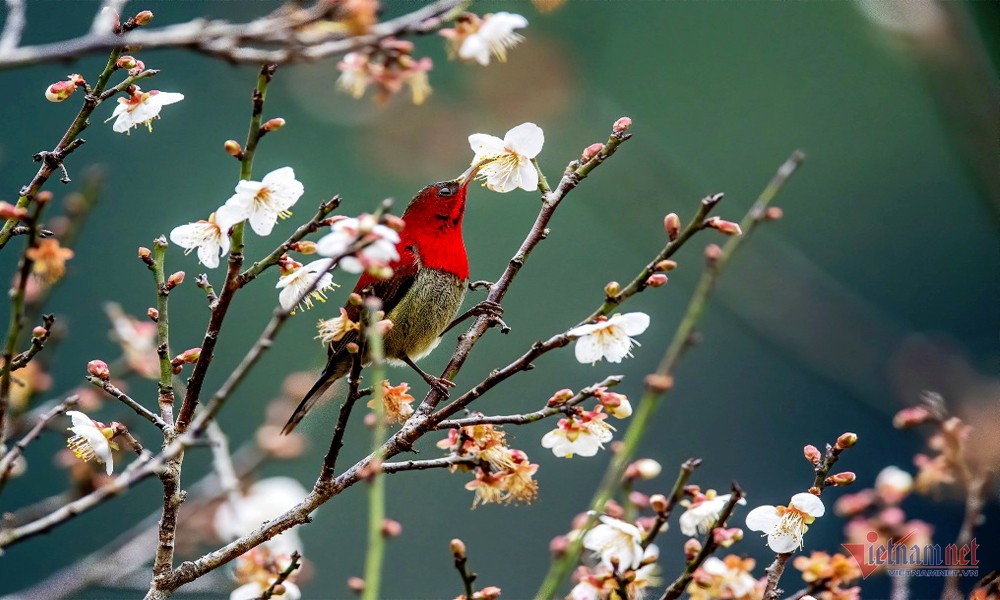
169, 166, 401, 313
436, 423, 539, 507
540, 385, 636, 458
336, 11, 529, 105
834, 464, 933, 556
572, 516, 660, 600
790, 551, 862, 600
228, 546, 301, 600
687, 556, 763, 600
679, 488, 747, 537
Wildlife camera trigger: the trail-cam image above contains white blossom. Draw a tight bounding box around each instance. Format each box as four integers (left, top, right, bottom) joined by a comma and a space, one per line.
582, 515, 645, 570
107, 89, 184, 134
701, 557, 759, 598
679, 493, 747, 536
66, 410, 114, 475
230, 581, 301, 600
316, 216, 400, 273
169, 214, 231, 269
216, 167, 304, 237
541, 411, 613, 458
276, 259, 337, 313
568, 312, 650, 364
468, 122, 544, 193
214, 477, 309, 555
745, 492, 825, 553
459, 12, 529, 66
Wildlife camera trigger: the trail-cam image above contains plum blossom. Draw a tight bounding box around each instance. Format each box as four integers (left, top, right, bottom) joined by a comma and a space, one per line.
169, 213, 231, 269
316, 215, 400, 273
66, 410, 114, 475
442, 12, 529, 66
568, 312, 650, 365
541, 407, 614, 458
746, 492, 825, 553
370, 380, 415, 424
316, 307, 361, 345
582, 516, 645, 570
691, 556, 760, 599
679, 490, 747, 536
26, 239, 74, 284
874, 465, 913, 504
214, 477, 309, 555
216, 167, 304, 237
275, 258, 337, 313
468, 122, 544, 193
105, 303, 159, 379
229, 547, 301, 600
106, 87, 184, 133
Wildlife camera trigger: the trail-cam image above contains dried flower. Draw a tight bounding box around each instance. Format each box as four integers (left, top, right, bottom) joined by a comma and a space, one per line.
369, 380, 415, 424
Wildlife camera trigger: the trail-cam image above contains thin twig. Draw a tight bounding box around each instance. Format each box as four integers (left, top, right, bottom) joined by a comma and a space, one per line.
641, 458, 701, 549
86, 376, 167, 430
0, 0, 26, 54
257, 551, 302, 600
0, 395, 78, 493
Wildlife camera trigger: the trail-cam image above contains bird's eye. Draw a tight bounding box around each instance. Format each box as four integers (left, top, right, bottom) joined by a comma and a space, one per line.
437, 183, 454, 197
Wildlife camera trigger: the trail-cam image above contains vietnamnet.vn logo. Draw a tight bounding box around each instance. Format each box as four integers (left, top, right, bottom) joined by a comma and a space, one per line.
843, 530, 980, 578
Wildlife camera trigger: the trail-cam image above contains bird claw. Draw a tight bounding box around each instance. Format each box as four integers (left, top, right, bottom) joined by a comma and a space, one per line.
428, 376, 456, 396
470, 301, 511, 334
469, 280, 495, 292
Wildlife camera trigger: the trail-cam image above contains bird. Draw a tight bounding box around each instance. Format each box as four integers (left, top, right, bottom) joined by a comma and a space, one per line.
282, 166, 502, 434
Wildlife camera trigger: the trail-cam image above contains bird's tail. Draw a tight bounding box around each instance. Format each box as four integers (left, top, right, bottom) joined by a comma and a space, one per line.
281, 358, 351, 435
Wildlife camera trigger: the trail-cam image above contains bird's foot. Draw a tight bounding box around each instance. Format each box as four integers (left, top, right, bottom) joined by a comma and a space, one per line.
426, 375, 456, 397
468, 280, 495, 292
470, 300, 510, 334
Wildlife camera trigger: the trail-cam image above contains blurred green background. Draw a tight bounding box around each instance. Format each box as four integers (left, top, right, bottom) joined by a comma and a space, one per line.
1, 0, 997, 598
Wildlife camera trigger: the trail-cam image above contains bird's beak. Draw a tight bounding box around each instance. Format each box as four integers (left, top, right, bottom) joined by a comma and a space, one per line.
455, 160, 487, 188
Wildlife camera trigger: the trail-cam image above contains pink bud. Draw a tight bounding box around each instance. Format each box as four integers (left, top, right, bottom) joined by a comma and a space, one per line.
477, 587, 502, 600
835, 432, 858, 450
450, 538, 466, 558
655, 259, 677, 272
628, 491, 649, 508
138, 246, 152, 261
603, 499, 624, 519
649, 494, 668, 514
291, 240, 317, 254
166, 271, 185, 288
893, 406, 931, 429
147, 307, 159, 321
613, 116, 632, 133
87, 359, 110, 380
581, 142, 603, 163
223, 140, 243, 158
712, 527, 743, 547
45, 80, 77, 102
704, 243, 722, 264
765, 206, 783, 221
133, 10, 153, 25
826, 472, 857, 486
346, 576, 365, 594
644, 373, 673, 392
174, 347, 201, 364
262, 117, 286, 132
684, 537, 702, 561
0, 201, 28, 220
645, 273, 668, 288
631, 458, 662, 480
116, 56, 138, 70
705, 216, 742, 236
32, 326, 47, 337
547, 388, 574, 407
803, 444, 822, 464
380, 518, 403, 538
549, 535, 569, 557
664, 213, 681, 241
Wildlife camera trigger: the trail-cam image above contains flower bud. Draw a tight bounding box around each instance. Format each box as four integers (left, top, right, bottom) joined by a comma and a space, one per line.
450, 538, 466, 558
133, 10, 153, 25
803, 444, 822, 464
116, 55, 138, 70
32, 326, 47, 337
262, 117, 286, 132
644, 374, 673, 392
604, 281, 620, 298
613, 116, 632, 133
547, 388, 574, 407
476, 586, 502, 600
649, 494, 668, 514
581, 142, 603, 163
349, 293, 364, 306
655, 259, 677, 272
87, 359, 110, 380
549, 535, 569, 557
826, 471, 857, 486
0, 201, 28, 220
645, 273, 668, 288
147, 307, 159, 321
384, 214, 405, 232
346, 342, 360, 354
173, 347, 201, 364
764, 206, 783, 221
363, 412, 377, 428
684, 537, 702, 561
628, 491, 649, 508
166, 271, 186, 289
603, 499, 624, 519
346, 576, 365, 594
291, 241, 317, 254
631, 458, 662, 480
45, 80, 77, 102
893, 406, 931, 429
224, 140, 243, 158
381, 518, 403, 538
705, 216, 742, 236
712, 527, 743, 547
138, 246, 152, 262
664, 213, 681, 241
704, 243, 722, 264
835, 432, 858, 450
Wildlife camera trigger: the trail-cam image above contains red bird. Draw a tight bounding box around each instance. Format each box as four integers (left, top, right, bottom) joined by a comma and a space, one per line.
282, 168, 500, 434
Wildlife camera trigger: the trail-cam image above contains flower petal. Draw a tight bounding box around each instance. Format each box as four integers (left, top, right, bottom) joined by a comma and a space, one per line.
503, 122, 544, 158
790, 492, 825, 517
744, 505, 780, 532
767, 530, 801, 553
616, 312, 650, 336
516, 158, 539, 192
574, 334, 603, 365
468, 133, 506, 160
248, 207, 277, 236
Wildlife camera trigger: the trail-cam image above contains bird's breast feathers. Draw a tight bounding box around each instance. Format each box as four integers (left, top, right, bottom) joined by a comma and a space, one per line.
382, 267, 466, 362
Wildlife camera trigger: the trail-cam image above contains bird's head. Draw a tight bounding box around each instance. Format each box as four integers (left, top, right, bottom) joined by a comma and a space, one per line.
401, 163, 483, 231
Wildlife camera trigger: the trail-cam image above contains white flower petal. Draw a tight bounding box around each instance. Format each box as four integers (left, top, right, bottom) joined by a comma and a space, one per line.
790, 492, 825, 518
229, 582, 264, 600
744, 505, 781, 532
767, 530, 801, 553
574, 335, 603, 365
616, 312, 651, 336
701, 557, 728, 576
459, 35, 491, 66
248, 207, 277, 236
503, 122, 544, 158
468, 133, 506, 160
153, 92, 184, 106
516, 158, 538, 192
